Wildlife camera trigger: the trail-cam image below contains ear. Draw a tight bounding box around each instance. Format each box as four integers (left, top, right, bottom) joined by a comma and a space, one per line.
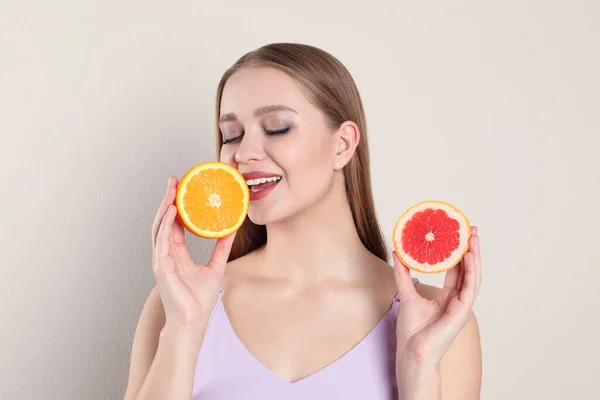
333, 121, 360, 170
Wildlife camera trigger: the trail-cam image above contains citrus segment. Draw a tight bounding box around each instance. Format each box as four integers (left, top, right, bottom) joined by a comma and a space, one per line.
175, 162, 249, 238
393, 200, 470, 274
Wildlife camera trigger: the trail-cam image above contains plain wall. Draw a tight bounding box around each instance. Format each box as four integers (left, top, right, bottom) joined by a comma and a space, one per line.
1, 0, 599, 399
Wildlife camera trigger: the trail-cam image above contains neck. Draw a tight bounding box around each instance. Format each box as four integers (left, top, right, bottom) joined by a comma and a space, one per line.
258, 175, 375, 287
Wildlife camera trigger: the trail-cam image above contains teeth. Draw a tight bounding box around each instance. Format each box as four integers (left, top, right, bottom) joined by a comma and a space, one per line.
246, 176, 281, 186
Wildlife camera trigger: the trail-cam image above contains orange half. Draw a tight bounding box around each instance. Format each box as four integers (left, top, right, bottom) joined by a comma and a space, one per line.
175, 161, 249, 238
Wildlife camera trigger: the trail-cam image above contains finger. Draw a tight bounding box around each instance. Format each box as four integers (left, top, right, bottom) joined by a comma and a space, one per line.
170, 179, 186, 244
152, 177, 172, 247
444, 259, 462, 289
154, 205, 177, 267
466, 230, 481, 290
172, 214, 186, 244
470, 228, 481, 287
152, 176, 176, 248
207, 231, 237, 277
458, 251, 478, 307
457, 261, 466, 291
392, 252, 419, 302
455, 226, 477, 290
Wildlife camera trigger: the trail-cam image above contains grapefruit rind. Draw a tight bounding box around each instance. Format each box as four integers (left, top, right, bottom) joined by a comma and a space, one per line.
392, 200, 471, 274
175, 161, 249, 239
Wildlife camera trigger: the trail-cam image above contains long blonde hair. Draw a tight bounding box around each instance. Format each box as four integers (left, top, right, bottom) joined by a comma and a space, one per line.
214, 43, 387, 263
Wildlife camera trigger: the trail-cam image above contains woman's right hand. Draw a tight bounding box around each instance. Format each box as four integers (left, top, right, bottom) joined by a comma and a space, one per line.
151, 176, 236, 329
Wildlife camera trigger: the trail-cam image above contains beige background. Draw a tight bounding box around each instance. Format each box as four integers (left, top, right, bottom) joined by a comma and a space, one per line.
1, 0, 599, 399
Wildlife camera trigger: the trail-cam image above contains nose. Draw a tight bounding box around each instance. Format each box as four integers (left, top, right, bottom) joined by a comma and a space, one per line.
234, 130, 265, 165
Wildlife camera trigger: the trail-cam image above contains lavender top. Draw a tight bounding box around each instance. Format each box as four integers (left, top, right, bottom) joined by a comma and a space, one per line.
192, 277, 419, 399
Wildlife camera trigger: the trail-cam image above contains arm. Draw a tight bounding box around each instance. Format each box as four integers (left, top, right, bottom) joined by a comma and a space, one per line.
134, 323, 206, 400
123, 285, 165, 400
438, 310, 481, 399
123, 285, 207, 400
124, 177, 232, 399
396, 294, 482, 400
392, 226, 482, 400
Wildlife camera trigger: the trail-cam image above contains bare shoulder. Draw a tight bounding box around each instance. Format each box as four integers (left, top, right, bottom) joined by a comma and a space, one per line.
123, 285, 165, 400
415, 281, 482, 399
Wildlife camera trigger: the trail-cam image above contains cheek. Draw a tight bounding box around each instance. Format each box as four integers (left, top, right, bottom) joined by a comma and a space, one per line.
272, 134, 334, 190
304, 134, 335, 171
272, 135, 332, 173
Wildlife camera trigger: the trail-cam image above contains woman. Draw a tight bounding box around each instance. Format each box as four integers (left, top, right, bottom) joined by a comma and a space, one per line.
124, 43, 482, 400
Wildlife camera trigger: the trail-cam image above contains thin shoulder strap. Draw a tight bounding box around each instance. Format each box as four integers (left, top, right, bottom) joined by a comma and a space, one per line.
205, 288, 224, 327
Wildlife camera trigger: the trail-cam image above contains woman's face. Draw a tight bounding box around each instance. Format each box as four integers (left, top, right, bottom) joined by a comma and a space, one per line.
219, 67, 340, 225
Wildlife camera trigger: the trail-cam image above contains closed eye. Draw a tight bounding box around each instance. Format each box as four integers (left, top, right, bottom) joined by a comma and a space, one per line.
223, 127, 290, 145
266, 127, 290, 135
222, 133, 243, 145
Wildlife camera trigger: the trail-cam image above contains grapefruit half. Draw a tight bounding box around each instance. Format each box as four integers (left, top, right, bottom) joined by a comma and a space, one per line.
392, 200, 470, 274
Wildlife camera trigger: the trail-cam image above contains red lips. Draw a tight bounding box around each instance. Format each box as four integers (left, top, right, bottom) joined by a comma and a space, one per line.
241, 171, 281, 180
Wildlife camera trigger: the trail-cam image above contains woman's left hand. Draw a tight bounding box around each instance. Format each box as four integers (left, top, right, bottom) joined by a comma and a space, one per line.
392, 226, 481, 368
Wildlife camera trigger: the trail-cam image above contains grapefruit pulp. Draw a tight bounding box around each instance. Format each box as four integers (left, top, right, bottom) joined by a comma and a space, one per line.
175, 161, 249, 238
393, 200, 470, 274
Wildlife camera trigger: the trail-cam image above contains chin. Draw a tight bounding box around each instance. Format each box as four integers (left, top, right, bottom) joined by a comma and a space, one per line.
246, 203, 286, 226
246, 178, 334, 226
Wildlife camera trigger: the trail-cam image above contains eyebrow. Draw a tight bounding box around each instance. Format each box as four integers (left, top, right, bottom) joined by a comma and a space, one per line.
219, 105, 298, 123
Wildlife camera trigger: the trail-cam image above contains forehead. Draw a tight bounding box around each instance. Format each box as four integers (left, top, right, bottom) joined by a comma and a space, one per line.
220, 67, 309, 116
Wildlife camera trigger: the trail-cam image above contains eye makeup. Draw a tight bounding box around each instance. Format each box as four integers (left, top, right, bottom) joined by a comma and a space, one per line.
220, 116, 295, 145
265, 126, 291, 135
263, 116, 295, 135
222, 134, 242, 145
